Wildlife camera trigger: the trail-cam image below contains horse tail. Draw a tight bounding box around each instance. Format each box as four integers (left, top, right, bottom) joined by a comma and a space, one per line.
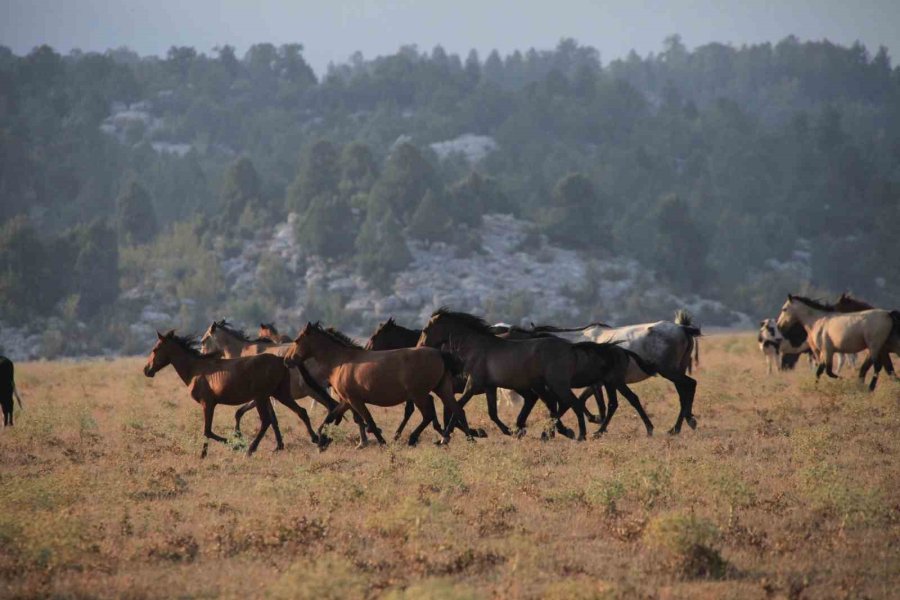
693, 337, 700, 369
891, 310, 900, 340
674, 309, 702, 337
440, 351, 464, 378
623, 348, 658, 377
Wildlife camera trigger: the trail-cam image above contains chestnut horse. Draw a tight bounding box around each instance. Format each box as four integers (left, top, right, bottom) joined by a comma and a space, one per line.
200, 320, 370, 443
258, 322, 292, 343
143, 331, 319, 457
284, 322, 478, 448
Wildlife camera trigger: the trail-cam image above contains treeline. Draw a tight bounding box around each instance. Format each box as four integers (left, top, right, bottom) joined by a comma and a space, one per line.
1, 35, 899, 329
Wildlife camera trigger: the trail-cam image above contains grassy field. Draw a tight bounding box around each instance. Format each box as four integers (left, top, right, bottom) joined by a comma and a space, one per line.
1, 333, 899, 599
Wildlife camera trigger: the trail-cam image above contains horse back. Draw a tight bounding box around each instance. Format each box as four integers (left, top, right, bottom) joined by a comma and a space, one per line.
193, 354, 287, 405
332, 347, 445, 406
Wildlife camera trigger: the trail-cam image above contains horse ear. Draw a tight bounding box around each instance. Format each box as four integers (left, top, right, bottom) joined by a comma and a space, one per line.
164, 329, 175, 338
157, 330, 165, 340
787, 294, 794, 301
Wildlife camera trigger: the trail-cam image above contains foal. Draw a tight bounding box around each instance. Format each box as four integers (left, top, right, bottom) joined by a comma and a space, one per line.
143, 331, 318, 456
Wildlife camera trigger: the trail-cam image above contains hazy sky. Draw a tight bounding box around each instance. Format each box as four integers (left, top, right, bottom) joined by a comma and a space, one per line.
3, 1, 900, 74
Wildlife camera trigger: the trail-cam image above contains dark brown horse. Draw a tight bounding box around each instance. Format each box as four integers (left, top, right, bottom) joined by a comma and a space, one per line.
417, 309, 592, 441
1, 356, 23, 427
285, 322, 478, 448
143, 331, 319, 457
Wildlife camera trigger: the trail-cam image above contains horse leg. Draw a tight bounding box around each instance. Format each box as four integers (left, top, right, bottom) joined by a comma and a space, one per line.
434, 378, 477, 443
316, 403, 350, 450
407, 396, 437, 446
443, 376, 477, 436
594, 384, 619, 437
667, 374, 697, 435
247, 399, 273, 456
485, 387, 511, 436
265, 398, 285, 452
514, 389, 541, 436
393, 399, 416, 441
558, 387, 587, 441
538, 385, 576, 440
593, 385, 607, 423
824, 345, 839, 379
618, 384, 654, 436
274, 394, 319, 445
868, 354, 883, 392
201, 401, 228, 458
352, 402, 386, 446
233, 400, 256, 436
857, 353, 873, 384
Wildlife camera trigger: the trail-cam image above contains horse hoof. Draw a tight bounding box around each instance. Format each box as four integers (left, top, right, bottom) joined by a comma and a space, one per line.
355, 441, 369, 450
407, 437, 418, 447
514, 428, 527, 439
586, 415, 602, 425
667, 428, 680, 436
475, 428, 488, 438
591, 429, 604, 439
540, 431, 552, 442
274, 444, 284, 452
687, 417, 697, 430
500, 427, 512, 436
465, 434, 477, 443
646, 428, 654, 437
317, 436, 333, 452
310, 434, 320, 445
233, 429, 242, 438
576, 435, 586, 442
559, 427, 575, 440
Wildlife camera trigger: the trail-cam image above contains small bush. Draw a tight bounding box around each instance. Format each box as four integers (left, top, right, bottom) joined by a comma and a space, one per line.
643, 512, 730, 580
268, 554, 367, 600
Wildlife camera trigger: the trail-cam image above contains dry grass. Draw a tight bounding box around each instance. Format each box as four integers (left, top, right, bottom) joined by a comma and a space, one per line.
1, 333, 899, 599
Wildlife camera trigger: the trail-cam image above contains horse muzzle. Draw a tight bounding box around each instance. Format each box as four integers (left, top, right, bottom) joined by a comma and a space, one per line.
143, 364, 157, 378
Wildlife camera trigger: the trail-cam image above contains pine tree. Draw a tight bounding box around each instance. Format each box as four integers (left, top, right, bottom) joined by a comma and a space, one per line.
407, 190, 451, 242
368, 143, 439, 223
286, 139, 340, 214
295, 195, 354, 258
220, 157, 262, 224
355, 207, 411, 287
655, 195, 708, 290
115, 179, 158, 245
541, 172, 598, 248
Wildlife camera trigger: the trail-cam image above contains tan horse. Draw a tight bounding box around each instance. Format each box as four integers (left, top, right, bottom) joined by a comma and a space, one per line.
283, 322, 477, 448
200, 320, 369, 443
258, 322, 292, 343
142, 330, 319, 457
777, 295, 899, 390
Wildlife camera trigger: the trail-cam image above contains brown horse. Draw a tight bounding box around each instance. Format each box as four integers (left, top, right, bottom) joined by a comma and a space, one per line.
258, 322, 292, 343
143, 330, 319, 457
200, 320, 370, 443
777, 295, 899, 390
285, 322, 477, 448
417, 309, 592, 441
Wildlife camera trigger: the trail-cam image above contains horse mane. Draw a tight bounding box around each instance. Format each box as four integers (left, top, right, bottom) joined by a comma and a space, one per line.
310, 322, 363, 348
430, 307, 495, 335
166, 332, 206, 358
260, 322, 279, 334
216, 319, 271, 343
835, 292, 873, 311
791, 295, 836, 312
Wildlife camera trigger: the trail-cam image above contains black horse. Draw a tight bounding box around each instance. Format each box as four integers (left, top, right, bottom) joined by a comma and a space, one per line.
1, 356, 23, 427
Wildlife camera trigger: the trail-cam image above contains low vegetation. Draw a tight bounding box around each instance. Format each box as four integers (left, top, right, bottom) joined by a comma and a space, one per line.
1, 333, 898, 598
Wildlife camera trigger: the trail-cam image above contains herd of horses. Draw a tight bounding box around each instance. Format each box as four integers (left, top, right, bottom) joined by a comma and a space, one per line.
139, 291, 899, 458
140, 309, 701, 456
3, 292, 895, 457
760, 293, 900, 390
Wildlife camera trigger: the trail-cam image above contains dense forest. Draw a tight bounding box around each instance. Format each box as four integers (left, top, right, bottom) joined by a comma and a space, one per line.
1, 36, 898, 353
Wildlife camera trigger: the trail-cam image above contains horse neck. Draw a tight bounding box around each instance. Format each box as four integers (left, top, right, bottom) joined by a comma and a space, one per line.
791, 305, 829, 332
445, 323, 499, 353
309, 334, 360, 368
167, 346, 203, 385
